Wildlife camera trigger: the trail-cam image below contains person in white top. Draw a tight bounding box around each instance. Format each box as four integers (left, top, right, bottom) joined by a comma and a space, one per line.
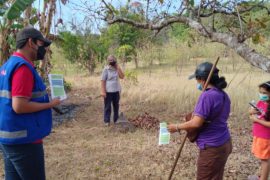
101, 55, 124, 126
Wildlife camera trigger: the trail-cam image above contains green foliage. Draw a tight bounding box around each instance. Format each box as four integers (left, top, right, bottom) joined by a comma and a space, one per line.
64, 79, 72, 92
208, 1, 270, 44
189, 0, 194, 7
0, 0, 8, 6
117, 44, 134, 62
124, 70, 138, 85
29, 8, 39, 25
100, 5, 156, 67
7, 33, 16, 49
169, 24, 191, 42
119, 24, 139, 47
252, 33, 265, 44
0, 0, 36, 65
58, 30, 109, 73
89, 35, 108, 63
4, 0, 35, 20
58, 31, 80, 63
99, 25, 119, 51
10, 23, 23, 29
103, 4, 151, 46
102, 22, 145, 50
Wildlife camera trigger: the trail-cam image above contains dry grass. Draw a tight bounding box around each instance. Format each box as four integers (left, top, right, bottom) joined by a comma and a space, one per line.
0, 44, 269, 179
42, 61, 267, 179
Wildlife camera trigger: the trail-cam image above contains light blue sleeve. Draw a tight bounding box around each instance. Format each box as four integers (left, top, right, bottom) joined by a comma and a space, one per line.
101, 68, 108, 81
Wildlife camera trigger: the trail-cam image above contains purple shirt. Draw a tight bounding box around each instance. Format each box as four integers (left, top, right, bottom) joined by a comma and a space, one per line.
193, 87, 231, 149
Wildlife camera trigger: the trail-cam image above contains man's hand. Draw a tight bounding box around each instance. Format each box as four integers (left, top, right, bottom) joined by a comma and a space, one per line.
50, 98, 61, 107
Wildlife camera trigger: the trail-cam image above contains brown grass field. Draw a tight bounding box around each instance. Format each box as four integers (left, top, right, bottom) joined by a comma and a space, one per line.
0, 43, 270, 179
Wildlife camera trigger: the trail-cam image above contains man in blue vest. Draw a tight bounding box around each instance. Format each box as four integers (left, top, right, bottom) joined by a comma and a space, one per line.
0, 27, 61, 180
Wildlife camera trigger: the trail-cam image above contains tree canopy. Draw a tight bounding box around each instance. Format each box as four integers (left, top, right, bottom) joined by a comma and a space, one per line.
78, 0, 270, 72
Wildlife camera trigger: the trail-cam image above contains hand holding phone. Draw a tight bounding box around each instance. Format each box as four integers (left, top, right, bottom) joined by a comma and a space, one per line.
249, 102, 262, 113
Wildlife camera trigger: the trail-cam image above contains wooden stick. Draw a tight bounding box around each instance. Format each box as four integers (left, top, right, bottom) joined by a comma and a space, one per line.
202, 57, 220, 91
168, 133, 187, 180
168, 57, 220, 180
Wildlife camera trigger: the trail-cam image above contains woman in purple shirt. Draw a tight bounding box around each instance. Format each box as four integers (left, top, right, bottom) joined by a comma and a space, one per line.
168, 62, 232, 180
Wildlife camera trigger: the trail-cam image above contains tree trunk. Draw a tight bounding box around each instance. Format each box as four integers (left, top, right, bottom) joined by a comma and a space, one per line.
39, 0, 56, 79
23, 6, 32, 27
0, 20, 12, 65
44, 0, 56, 37
186, 18, 270, 72
134, 54, 138, 68
39, 52, 52, 80
88, 56, 95, 75
0, 32, 10, 64
122, 57, 126, 71
88, 62, 95, 75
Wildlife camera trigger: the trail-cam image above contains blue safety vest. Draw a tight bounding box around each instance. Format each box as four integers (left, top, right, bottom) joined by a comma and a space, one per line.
0, 55, 52, 144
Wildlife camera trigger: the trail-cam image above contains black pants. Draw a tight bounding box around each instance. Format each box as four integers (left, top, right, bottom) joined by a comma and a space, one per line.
104, 92, 120, 123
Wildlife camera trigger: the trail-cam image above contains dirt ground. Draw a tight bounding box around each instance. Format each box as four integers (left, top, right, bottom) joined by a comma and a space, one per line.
0, 78, 260, 180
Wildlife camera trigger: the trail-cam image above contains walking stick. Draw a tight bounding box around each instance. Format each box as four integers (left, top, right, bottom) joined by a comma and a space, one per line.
168, 57, 220, 180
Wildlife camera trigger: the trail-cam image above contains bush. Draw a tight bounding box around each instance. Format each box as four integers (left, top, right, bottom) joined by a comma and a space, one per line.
64, 79, 72, 92
124, 70, 138, 86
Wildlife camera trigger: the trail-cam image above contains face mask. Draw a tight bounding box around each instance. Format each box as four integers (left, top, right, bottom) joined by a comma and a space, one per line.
36, 45, 46, 60
32, 40, 47, 60
109, 61, 116, 66
197, 83, 203, 91
259, 93, 269, 101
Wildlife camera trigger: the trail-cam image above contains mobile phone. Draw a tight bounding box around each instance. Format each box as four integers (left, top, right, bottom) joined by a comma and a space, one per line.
249, 102, 262, 113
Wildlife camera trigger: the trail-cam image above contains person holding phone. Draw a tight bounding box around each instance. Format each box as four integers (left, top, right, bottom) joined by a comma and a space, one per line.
101, 55, 124, 126
249, 81, 270, 180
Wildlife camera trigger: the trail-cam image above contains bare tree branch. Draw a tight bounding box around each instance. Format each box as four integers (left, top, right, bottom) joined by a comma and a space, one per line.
75, 0, 270, 72
146, 0, 150, 22
107, 16, 270, 72
200, 2, 270, 18
101, 0, 114, 17
235, 4, 243, 38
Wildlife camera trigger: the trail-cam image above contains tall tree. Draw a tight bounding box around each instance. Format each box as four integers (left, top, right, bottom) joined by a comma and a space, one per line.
38, 0, 67, 78
103, 5, 150, 68
75, 1, 155, 68
58, 30, 107, 75
0, 0, 67, 79
94, 0, 270, 72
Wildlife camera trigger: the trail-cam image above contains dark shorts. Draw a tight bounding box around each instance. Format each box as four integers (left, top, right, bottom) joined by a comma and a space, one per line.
197, 139, 232, 180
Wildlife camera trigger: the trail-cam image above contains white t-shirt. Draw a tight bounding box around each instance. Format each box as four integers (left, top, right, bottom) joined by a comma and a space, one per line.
101, 65, 121, 92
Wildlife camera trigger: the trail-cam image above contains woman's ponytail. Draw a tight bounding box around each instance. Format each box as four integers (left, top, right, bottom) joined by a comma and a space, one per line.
210, 76, 227, 90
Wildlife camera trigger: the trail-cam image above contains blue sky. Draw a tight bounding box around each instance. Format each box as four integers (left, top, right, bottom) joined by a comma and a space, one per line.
33, 0, 87, 34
